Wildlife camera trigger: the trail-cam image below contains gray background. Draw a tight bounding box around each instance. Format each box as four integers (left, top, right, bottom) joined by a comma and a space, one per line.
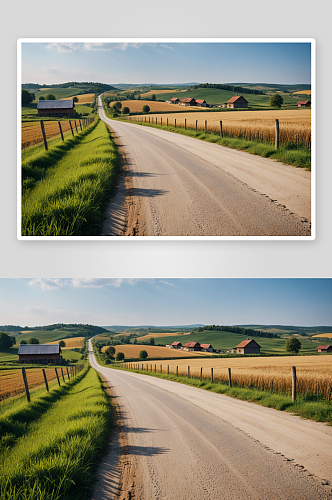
1, 0, 330, 278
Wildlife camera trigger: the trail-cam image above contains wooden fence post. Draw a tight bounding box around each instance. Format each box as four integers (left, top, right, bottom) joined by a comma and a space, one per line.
167, 365, 169, 375
79, 119, 82, 131
160, 365, 162, 374
21, 367, 30, 402
176, 366, 178, 376
292, 366, 297, 401
174, 119, 176, 128
42, 368, 49, 392
154, 364, 156, 373
205, 120, 207, 134
185, 119, 186, 130
188, 366, 190, 378
58, 121, 64, 141
167, 118, 168, 126
61, 367, 65, 383
200, 367, 203, 381
40, 120, 48, 151
275, 119, 279, 149
211, 367, 213, 383
75, 121, 78, 133
228, 368, 232, 388
55, 367, 60, 386
220, 121, 223, 137
149, 117, 150, 123
69, 121, 74, 137
161, 117, 162, 126
195, 120, 198, 132
66, 367, 70, 380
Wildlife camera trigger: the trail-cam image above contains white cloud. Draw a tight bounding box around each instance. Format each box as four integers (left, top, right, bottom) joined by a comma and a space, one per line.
71, 278, 154, 288
46, 43, 79, 53
29, 278, 68, 290
83, 42, 154, 51
160, 280, 175, 286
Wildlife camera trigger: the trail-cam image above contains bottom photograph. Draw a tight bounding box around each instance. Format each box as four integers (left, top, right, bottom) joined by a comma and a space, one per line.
1, 278, 332, 500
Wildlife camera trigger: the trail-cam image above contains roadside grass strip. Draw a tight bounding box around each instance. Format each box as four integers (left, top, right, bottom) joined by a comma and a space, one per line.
0, 367, 113, 500
111, 366, 332, 425
22, 119, 119, 236
117, 119, 311, 170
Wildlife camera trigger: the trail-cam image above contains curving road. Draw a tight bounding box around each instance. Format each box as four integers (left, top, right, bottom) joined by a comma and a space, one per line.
98, 98, 311, 237
89, 342, 332, 500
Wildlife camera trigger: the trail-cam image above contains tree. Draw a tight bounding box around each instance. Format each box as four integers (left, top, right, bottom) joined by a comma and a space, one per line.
270, 94, 283, 108
46, 94, 56, 100
122, 106, 130, 114
151, 94, 156, 101
139, 350, 148, 359
28, 337, 39, 344
73, 96, 79, 103
149, 337, 155, 346
0, 332, 15, 349
142, 105, 150, 113
20, 340, 27, 345
286, 337, 301, 354
112, 101, 122, 115
59, 340, 66, 347
22, 89, 35, 106
39, 96, 45, 101
116, 352, 125, 361
105, 346, 115, 358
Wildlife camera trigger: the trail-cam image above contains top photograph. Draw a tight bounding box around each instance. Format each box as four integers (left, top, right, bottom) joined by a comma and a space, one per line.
18, 38, 314, 240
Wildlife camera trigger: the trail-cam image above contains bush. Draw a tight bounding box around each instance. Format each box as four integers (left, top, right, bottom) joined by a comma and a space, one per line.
286, 337, 301, 354
270, 94, 283, 108
116, 352, 125, 361
122, 106, 130, 114
0, 332, 15, 349
28, 337, 40, 344
142, 105, 150, 113
22, 89, 35, 106
139, 350, 148, 359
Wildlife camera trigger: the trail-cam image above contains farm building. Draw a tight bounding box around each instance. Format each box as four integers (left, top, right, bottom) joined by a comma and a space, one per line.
196, 99, 207, 107
236, 339, 261, 355
182, 341, 201, 351
227, 95, 249, 109
180, 97, 196, 106
171, 341, 182, 349
18, 344, 62, 364
317, 345, 332, 353
37, 100, 75, 117
200, 344, 213, 352
170, 97, 180, 104
297, 101, 311, 108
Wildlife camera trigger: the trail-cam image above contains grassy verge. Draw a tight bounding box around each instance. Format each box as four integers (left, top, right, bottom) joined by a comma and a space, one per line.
22, 119, 120, 236
0, 366, 113, 500
118, 118, 311, 170
112, 366, 332, 425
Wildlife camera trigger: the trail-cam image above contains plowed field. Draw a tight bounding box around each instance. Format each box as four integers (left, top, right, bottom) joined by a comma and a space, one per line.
0, 367, 59, 400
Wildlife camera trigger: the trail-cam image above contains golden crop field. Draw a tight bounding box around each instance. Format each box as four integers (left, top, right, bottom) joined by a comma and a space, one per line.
312, 333, 332, 339
130, 109, 311, 148
0, 368, 58, 400
61, 93, 95, 103
21, 120, 73, 149
293, 90, 311, 95
102, 344, 205, 358
115, 100, 204, 113
130, 355, 332, 399
47, 337, 85, 349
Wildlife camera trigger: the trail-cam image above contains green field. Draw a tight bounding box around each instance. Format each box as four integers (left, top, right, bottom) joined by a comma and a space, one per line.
156, 88, 301, 108
61, 350, 83, 362
21, 118, 119, 236
12, 329, 71, 345
0, 366, 112, 500
155, 330, 319, 355
31, 86, 88, 101
0, 348, 19, 364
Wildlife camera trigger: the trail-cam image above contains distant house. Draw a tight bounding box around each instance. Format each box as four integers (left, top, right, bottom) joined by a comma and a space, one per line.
317, 345, 332, 353
171, 341, 182, 349
170, 97, 180, 104
227, 95, 248, 109
37, 99, 75, 117
182, 341, 201, 351
297, 101, 311, 108
200, 344, 213, 352
236, 339, 261, 355
180, 97, 196, 106
18, 344, 62, 364
195, 99, 207, 107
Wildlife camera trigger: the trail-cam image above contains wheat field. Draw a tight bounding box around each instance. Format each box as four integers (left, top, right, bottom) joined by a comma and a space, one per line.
61, 93, 95, 103
21, 121, 73, 149
0, 368, 58, 400
312, 333, 332, 339
129, 109, 311, 148
293, 90, 311, 95
48, 337, 85, 349
125, 355, 332, 400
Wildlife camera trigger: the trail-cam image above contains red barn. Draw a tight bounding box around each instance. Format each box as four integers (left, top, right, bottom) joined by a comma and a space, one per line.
236, 339, 261, 354
297, 101, 311, 107
180, 97, 196, 106
182, 341, 201, 351
317, 345, 332, 353
171, 341, 182, 349
200, 343, 213, 352
196, 99, 207, 107
227, 95, 248, 109
171, 97, 180, 104
18, 344, 62, 364
37, 99, 75, 117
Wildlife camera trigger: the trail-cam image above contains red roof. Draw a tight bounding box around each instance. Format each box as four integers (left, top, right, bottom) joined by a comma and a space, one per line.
182, 341, 200, 348
172, 341, 182, 346
297, 101, 310, 104
196, 99, 206, 104
227, 95, 248, 103
318, 345, 332, 349
180, 97, 196, 103
201, 344, 212, 348
236, 339, 261, 348
171, 97, 180, 101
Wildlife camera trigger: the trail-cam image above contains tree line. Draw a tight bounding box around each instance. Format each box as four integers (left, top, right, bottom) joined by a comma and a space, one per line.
189, 83, 265, 95
195, 325, 280, 338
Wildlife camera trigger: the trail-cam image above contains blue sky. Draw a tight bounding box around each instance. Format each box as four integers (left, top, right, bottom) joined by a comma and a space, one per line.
0, 279, 330, 327
21, 41, 312, 86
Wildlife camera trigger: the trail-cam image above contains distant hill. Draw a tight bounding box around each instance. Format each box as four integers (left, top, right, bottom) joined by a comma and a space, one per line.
1, 323, 108, 335
22, 82, 117, 94
234, 325, 332, 336
228, 83, 311, 93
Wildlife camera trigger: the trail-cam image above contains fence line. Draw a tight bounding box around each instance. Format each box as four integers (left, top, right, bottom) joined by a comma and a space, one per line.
22, 117, 95, 151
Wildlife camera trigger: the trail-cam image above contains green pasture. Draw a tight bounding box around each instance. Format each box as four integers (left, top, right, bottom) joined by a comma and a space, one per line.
61, 350, 82, 362
12, 329, 71, 344
155, 330, 318, 355
0, 349, 19, 364
31, 86, 87, 101
22, 118, 120, 236
156, 88, 301, 108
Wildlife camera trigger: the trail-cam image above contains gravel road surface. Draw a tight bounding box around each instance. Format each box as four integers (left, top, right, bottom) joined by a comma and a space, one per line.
99, 99, 311, 237
89, 343, 332, 500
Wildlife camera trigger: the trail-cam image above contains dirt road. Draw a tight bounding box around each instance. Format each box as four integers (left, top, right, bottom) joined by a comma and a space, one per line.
98, 98, 311, 237
89, 344, 332, 500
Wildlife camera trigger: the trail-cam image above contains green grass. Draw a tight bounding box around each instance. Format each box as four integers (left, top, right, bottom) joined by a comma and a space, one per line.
12, 329, 72, 344
31, 87, 87, 101
0, 349, 19, 363
0, 366, 113, 500
22, 118, 120, 236
61, 350, 83, 362
114, 366, 332, 425
120, 119, 311, 169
